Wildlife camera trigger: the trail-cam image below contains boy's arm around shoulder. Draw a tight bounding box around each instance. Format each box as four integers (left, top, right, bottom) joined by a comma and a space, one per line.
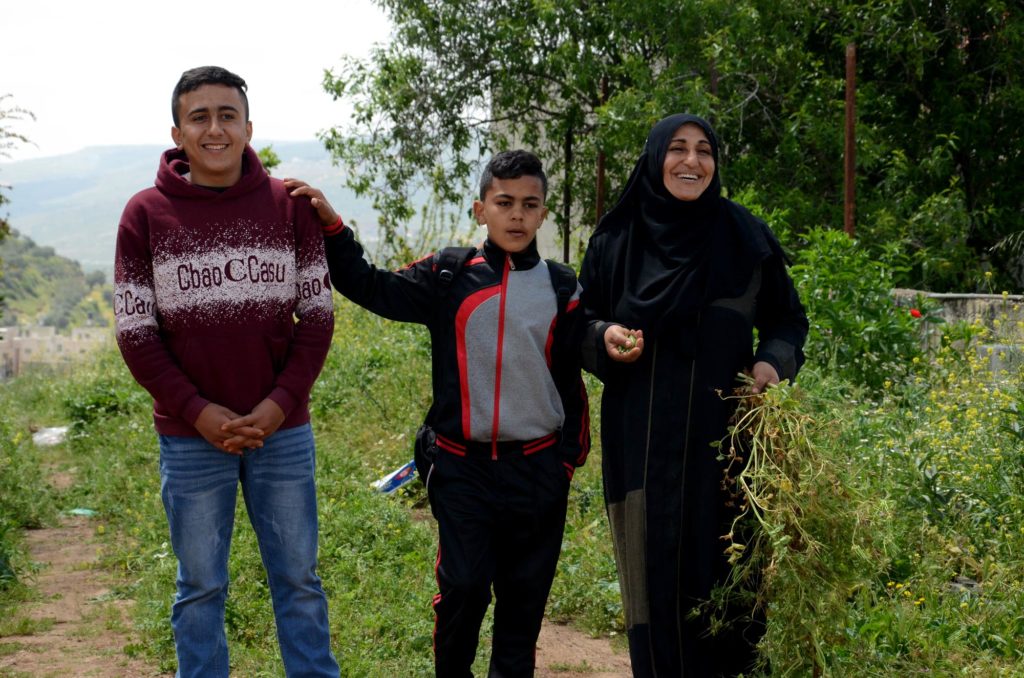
552, 279, 591, 478
324, 221, 443, 325
286, 177, 437, 325
114, 199, 211, 427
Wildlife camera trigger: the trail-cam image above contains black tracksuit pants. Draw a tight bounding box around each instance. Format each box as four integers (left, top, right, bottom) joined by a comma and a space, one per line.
427, 441, 570, 678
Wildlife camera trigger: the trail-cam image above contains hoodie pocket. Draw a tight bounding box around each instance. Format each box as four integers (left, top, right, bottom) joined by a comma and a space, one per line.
170, 332, 277, 414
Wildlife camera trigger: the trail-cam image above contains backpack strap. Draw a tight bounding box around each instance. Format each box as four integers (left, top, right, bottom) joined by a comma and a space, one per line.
545, 259, 577, 316
435, 246, 476, 295
421, 246, 474, 431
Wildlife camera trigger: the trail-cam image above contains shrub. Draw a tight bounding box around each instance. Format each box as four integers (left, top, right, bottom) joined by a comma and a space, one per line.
790, 227, 931, 391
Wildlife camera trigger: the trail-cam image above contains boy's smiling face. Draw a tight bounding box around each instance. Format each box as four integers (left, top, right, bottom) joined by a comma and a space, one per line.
473, 176, 548, 254
171, 84, 252, 187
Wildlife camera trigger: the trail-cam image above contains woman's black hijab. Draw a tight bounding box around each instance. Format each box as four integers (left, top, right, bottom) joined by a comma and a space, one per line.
596, 113, 771, 337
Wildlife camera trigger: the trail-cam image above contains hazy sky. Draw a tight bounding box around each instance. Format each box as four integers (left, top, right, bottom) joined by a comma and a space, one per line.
1, 0, 392, 161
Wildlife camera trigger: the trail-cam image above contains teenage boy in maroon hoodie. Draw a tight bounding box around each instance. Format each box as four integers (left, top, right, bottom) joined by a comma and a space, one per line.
113, 66, 339, 678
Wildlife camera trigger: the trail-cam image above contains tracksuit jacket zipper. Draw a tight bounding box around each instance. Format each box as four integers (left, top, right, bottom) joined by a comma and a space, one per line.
490, 254, 513, 459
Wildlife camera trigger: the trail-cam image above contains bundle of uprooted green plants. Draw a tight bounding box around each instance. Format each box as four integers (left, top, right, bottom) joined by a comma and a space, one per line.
710, 378, 890, 676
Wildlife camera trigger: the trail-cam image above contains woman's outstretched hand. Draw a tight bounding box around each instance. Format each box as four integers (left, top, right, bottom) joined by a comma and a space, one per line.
605, 325, 644, 363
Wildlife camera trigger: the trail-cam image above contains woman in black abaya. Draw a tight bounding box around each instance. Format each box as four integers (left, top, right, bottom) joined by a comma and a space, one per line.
579, 114, 808, 677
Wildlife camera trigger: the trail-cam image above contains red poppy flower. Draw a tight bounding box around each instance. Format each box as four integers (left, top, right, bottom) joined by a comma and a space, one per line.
910, 308, 922, 318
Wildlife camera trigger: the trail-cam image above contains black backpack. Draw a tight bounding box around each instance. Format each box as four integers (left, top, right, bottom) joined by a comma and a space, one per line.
433, 246, 577, 315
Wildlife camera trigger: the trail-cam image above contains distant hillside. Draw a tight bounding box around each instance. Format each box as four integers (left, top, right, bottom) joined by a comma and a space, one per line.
0, 230, 111, 328
0, 141, 393, 275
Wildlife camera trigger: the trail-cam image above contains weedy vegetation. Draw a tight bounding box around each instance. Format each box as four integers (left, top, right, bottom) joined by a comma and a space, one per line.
2, 232, 1023, 675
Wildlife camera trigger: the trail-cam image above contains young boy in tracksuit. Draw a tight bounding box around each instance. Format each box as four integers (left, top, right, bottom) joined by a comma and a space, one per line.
287, 150, 590, 677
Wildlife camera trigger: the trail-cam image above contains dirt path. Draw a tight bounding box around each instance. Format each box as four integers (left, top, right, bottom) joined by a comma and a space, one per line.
0, 534, 629, 678
0, 515, 163, 677
409, 507, 633, 676
535, 621, 632, 677
0, 431, 164, 678
0, 516, 630, 678
0, 438, 629, 677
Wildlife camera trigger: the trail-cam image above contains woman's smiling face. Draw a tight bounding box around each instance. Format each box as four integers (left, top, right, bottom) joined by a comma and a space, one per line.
661, 123, 715, 202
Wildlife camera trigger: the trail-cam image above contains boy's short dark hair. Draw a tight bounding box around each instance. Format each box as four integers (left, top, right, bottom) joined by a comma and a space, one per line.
479, 150, 548, 200
172, 66, 249, 127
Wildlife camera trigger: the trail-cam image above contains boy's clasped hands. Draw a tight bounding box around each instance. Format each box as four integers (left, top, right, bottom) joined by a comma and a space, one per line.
195, 398, 286, 454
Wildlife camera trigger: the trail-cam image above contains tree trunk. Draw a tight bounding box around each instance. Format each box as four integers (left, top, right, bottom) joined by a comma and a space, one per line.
563, 127, 573, 264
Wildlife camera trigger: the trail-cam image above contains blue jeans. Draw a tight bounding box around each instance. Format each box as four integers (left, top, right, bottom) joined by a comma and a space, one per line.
159, 423, 339, 678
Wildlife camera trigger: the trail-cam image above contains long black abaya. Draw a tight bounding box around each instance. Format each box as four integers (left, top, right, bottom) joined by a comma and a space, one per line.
580, 114, 808, 677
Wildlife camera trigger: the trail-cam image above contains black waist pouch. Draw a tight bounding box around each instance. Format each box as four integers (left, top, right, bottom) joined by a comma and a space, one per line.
413, 423, 438, 485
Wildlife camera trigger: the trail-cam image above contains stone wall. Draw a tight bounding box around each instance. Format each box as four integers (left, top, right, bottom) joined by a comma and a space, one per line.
0, 326, 112, 379
892, 289, 1024, 374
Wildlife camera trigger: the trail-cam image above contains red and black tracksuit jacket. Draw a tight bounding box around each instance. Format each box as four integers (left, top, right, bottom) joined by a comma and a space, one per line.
322, 228, 589, 472
324, 227, 589, 676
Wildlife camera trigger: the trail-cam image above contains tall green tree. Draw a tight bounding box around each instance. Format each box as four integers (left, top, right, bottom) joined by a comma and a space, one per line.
712, 0, 1024, 291
324, 1, 1024, 291
322, 0, 712, 263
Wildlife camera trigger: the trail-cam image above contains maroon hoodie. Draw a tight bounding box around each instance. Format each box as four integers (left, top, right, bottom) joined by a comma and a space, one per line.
114, 145, 333, 436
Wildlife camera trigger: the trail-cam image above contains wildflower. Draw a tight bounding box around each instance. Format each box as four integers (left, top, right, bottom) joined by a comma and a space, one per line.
910, 308, 922, 318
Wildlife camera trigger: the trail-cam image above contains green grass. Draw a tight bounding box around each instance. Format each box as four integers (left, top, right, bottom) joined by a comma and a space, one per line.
2, 299, 1024, 675
0, 615, 56, 638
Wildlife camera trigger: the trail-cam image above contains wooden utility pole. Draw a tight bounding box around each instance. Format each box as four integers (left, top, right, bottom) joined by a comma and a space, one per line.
709, 58, 719, 127
563, 127, 573, 264
844, 42, 857, 237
